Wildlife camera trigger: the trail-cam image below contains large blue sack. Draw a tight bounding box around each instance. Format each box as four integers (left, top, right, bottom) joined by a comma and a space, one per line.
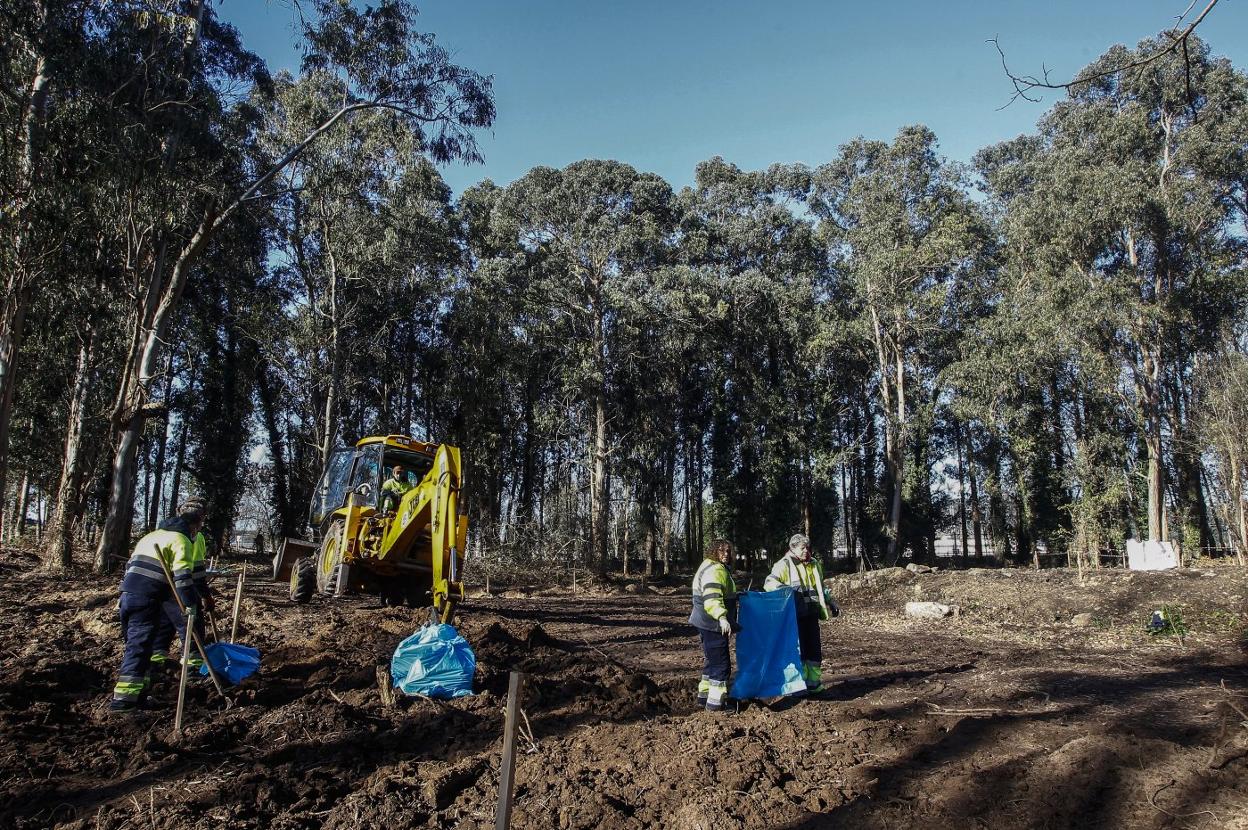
199, 642, 261, 685
391, 623, 476, 699
730, 588, 807, 699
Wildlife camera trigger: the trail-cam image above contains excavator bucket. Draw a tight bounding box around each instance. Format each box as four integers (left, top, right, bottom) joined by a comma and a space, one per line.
273, 537, 317, 581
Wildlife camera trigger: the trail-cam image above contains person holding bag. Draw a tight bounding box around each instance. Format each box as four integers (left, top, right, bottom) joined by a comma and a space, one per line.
764, 533, 838, 693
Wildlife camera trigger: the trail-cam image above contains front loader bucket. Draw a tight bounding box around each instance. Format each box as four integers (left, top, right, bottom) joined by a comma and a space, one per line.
273, 537, 317, 581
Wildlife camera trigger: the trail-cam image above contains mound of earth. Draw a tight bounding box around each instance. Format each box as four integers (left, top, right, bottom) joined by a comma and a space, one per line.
827, 563, 1248, 646
1, 548, 1245, 828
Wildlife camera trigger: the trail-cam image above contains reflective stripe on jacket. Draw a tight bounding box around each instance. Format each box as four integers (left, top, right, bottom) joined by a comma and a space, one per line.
119, 528, 198, 605
764, 554, 830, 620
688, 558, 737, 631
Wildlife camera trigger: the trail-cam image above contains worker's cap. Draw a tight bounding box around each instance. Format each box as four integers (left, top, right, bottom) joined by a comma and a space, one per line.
178, 498, 206, 521
788, 533, 810, 551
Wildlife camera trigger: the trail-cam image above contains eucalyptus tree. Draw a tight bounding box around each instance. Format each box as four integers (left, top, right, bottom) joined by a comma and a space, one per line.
976, 35, 1248, 545
260, 68, 461, 481
0, 0, 100, 536
491, 160, 675, 567
92, 0, 494, 569
811, 126, 989, 565
676, 158, 823, 557
1194, 344, 1248, 562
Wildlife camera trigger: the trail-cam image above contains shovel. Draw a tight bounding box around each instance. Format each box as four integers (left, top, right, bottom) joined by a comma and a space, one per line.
153, 545, 232, 707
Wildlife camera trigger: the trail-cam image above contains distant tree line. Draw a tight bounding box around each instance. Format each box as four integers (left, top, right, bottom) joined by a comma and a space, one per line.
1, 1, 1245, 575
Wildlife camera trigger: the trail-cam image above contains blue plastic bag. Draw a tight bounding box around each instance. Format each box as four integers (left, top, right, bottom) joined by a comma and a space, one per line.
730, 588, 807, 699
199, 642, 261, 685
391, 623, 476, 699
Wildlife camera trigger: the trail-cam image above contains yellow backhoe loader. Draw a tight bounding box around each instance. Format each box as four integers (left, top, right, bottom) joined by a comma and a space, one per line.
272, 435, 468, 621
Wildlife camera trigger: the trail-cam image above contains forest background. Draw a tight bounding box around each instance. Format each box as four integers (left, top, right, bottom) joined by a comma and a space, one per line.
2, 0, 1246, 580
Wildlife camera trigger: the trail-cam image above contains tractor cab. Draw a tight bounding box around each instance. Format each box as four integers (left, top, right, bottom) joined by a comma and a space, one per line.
308, 436, 436, 536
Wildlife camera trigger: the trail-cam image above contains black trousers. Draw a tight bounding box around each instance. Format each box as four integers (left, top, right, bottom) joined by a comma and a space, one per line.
796, 613, 822, 664
115, 592, 161, 698
152, 598, 205, 654
698, 627, 731, 683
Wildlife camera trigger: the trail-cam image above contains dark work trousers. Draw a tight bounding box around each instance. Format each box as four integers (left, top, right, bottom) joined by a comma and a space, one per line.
152, 598, 204, 654
796, 613, 823, 664
116, 592, 162, 689
698, 627, 732, 684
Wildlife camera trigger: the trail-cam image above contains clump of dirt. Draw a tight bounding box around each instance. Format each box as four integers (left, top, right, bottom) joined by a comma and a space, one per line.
465, 620, 671, 718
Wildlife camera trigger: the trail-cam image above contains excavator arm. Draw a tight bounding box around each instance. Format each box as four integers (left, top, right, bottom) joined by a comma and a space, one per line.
378, 444, 466, 620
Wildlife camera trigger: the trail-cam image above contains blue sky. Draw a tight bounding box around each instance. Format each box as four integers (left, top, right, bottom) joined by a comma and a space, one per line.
223, 0, 1248, 196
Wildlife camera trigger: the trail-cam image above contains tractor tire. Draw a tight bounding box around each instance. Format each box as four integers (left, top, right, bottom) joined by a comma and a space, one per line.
316, 521, 345, 595
289, 558, 315, 604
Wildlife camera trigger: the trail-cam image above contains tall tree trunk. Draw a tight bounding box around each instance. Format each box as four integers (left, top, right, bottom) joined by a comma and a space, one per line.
319, 219, 343, 472
884, 347, 905, 566
1230, 454, 1246, 567
588, 270, 610, 570
0, 22, 51, 534
1140, 343, 1166, 543
256, 360, 293, 537
968, 450, 984, 559
661, 447, 675, 575
44, 331, 98, 571
839, 461, 852, 565
955, 419, 969, 563
168, 416, 189, 518
14, 470, 31, 538
799, 449, 813, 538
146, 351, 176, 530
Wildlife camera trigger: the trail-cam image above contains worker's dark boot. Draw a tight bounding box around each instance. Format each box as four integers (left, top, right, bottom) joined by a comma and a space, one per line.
108, 697, 139, 715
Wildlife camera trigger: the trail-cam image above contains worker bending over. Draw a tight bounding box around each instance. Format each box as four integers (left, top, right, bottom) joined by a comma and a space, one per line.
764, 534, 838, 694
150, 498, 213, 668
689, 539, 738, 712
380, 464, 414, 513
109, 504, 205, 713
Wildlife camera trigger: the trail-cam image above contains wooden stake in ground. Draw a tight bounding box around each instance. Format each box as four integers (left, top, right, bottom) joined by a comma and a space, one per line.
172, 607, 196, 736
376, 665, 396, 707
495, 671, 525, 830
206, 607, 221, 642
229, 565, 246, 642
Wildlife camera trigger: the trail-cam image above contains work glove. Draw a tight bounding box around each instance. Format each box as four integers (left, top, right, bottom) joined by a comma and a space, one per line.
201, 591, 216, 613
827, 597, 840, 618
718, 616, 732, 636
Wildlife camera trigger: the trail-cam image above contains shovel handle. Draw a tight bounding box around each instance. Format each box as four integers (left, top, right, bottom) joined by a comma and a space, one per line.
152, 544, 232, 706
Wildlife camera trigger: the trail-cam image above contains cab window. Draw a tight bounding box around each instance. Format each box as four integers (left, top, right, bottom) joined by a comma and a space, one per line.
348, 444, 382, 507
311, 447, 355, 527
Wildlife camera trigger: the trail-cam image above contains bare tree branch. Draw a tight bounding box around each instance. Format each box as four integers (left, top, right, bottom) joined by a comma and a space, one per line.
991, 0, 1220, 107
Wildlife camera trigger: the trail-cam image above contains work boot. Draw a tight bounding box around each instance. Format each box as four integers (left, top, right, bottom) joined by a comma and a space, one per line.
705, 682, 729, 712
108, 697, 138, 715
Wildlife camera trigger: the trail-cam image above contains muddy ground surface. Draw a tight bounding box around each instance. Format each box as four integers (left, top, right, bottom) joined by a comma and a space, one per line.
1, 545, 1247, 830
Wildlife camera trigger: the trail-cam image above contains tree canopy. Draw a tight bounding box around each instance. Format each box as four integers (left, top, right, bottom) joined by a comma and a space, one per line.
2, 9, 1245, 575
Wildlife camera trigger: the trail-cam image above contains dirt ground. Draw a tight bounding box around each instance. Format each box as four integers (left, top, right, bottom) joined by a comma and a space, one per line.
1, 545, 1246, 830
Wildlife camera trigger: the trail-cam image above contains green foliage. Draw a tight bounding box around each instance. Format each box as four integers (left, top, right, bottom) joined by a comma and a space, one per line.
2, 15, 1246, 582
1146, 605, 1189, 639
